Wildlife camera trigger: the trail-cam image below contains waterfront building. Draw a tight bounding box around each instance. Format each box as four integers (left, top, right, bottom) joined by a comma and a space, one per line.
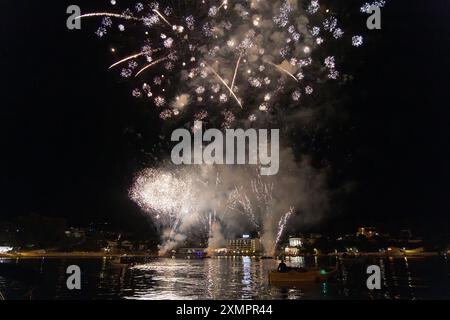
289, 237, 303, 247
284, 237, 303, 256
227, 236, 262, 255
357, 227, 377, 238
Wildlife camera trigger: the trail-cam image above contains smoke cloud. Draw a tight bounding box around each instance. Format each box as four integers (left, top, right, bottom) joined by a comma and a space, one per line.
130, 146, 330, 255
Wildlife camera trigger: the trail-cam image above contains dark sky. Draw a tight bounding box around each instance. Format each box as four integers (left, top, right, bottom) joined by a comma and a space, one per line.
1, 1, 449, 235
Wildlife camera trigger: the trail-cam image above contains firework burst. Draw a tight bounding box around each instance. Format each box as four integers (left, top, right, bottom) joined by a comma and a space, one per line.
78, 0, 375, 126
129, 164, 299, 254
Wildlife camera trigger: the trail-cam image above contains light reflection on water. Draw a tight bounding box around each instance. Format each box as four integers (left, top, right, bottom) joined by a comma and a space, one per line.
128, 257, 284, 300
0, 255, 449, 300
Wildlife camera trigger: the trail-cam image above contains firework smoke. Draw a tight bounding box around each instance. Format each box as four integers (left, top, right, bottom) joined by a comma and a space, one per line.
130, 148, 328, 255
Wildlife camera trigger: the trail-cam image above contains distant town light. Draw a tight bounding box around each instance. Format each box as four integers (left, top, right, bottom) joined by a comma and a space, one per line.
242, 234, 250, 239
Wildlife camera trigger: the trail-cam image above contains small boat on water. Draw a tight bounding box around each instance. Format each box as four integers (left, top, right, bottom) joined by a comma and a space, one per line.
269, 268, 337, 285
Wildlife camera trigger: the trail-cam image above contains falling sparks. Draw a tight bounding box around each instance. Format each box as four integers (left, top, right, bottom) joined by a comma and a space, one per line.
274, 207, 295, 252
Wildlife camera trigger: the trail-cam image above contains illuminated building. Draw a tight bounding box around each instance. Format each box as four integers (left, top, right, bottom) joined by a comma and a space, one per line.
284, 237, 303, 256
357, 227, 377, 238
227, 236, 262, 255
289, 237, 303, 247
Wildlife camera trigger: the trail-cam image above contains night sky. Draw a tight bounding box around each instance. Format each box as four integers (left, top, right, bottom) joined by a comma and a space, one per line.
1, 1, 449, 236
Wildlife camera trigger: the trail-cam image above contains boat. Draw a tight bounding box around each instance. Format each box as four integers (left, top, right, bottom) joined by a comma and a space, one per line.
269, 268, 337, 285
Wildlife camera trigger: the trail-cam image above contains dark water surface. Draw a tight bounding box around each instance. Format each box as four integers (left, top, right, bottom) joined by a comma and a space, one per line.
0, 255, 449, 300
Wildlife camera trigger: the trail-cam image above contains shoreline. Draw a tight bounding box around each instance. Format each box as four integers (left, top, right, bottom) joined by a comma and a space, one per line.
1, 251, 447, 260
0, 252, 157, 259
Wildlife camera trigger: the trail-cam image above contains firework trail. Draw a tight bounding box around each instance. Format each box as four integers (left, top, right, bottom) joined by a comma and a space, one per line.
205, 63, 243, 108
274, 207, 294, 252
224, 169, 296, 254
77, 12, 141, 21
227, 186, 258, 229
135, 55, 170, 77
226, 172, 275, 234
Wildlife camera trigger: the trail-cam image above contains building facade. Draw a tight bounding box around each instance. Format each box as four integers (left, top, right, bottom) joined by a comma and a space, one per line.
227, 237, 262, 255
